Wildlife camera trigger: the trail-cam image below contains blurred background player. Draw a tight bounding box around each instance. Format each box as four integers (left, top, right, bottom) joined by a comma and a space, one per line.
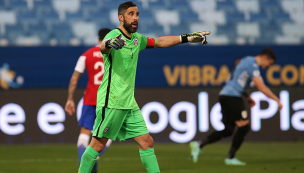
65, 28, 112, 173
190, 48, 283, 165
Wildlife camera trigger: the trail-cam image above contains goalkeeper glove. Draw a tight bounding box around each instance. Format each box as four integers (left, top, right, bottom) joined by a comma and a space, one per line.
105, 34, 126, 50
180, 31, 210, 45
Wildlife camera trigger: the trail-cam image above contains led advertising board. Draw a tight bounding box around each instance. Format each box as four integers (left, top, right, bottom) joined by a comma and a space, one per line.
1, 87, 303, 144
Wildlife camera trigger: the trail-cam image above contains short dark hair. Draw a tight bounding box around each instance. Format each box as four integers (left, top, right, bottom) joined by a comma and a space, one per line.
260, 48, 276, 61
118, 1, 136, 15
98, 28, 111, 41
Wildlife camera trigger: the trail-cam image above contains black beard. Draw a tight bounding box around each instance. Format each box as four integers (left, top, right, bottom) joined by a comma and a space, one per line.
123, 19, 137, 33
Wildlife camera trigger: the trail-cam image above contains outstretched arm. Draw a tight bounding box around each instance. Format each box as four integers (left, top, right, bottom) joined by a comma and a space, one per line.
252, 76, 282, 110
155, 36, 181, 48
154, 31, 211, 48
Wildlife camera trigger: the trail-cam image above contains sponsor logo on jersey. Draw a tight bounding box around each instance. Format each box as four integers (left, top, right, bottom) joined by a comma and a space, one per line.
104, 127, 109, 133
0, 63, 24, 90
93, 51, 103, 58
134, 37, 138, 46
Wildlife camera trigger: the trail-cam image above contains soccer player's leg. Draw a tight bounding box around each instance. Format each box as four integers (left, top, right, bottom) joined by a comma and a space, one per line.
77, 127, 91, 163
99, 139, 113, 155
78, 107, 126, 173
78, 105, 102, 173
117, 107, 160, 173
190, 123, 235, 163
190, 96, 235, 163
225, 102, 249, 166
77, 105, 95, 163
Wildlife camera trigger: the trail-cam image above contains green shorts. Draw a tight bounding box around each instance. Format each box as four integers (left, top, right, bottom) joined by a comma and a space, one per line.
93, 107, 149, 142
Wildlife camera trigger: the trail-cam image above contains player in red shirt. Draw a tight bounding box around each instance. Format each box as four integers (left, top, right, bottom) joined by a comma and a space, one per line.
65, 28, 111, 173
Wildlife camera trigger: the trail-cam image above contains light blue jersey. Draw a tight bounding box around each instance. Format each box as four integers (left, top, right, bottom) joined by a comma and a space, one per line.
220, 56, 260, 97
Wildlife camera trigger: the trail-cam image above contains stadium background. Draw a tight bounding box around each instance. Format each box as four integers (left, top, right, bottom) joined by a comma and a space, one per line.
0, 0, 304, 172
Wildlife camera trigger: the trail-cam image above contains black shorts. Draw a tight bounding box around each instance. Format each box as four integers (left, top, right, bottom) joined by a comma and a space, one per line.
219, 95, 248, 124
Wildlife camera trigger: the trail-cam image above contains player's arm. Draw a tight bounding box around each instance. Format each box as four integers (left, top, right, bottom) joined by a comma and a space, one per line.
154, 36, 181, 48
65, 55, 86, 116
65, 71, 82, 116
252, 76, 282, 110
154, 31, 210, 48
100, 34, 126, 53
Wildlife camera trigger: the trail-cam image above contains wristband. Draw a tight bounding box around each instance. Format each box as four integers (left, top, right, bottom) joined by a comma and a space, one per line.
180, 34, 189, 43
105, 39, 111, 49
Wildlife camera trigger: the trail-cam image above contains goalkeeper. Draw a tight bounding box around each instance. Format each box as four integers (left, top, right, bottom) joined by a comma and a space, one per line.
78, 1, 210, 173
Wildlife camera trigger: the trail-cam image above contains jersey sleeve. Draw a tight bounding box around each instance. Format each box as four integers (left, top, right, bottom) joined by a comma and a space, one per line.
247, 60, 260, 78
74, 56, 86, 73
139, 34, 157, 51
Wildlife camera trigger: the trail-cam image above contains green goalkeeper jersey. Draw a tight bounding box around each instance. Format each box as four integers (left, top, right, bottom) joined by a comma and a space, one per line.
97, 28, 157, 109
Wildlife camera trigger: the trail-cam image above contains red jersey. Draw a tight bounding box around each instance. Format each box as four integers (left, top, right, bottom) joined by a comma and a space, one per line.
74, 45, 104, 105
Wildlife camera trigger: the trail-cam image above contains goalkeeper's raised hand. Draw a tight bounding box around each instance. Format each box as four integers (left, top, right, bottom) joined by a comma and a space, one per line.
105, 34, 126, 50
180, 31, 210, 45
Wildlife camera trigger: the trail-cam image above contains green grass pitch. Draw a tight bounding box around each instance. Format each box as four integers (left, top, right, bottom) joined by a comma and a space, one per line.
0, 141, 303, 173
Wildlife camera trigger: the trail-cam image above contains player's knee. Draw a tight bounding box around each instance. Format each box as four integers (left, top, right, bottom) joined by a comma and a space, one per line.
140, 134, 154, 149
89, 137, 108, 153
145, 135, 154, 148
80, 127, 92, 136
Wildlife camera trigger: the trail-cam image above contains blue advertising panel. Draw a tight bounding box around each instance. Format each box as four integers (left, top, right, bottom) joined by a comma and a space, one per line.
0, 45, 303, 89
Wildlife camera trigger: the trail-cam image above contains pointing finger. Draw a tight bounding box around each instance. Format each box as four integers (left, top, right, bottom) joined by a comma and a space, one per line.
200, 31, 211, 36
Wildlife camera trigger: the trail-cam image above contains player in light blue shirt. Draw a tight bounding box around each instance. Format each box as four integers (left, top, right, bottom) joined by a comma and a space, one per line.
219, 56, 261, 97
190, 48, 283, 165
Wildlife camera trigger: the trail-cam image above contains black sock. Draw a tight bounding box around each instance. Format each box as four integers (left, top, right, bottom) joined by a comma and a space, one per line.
227, 147, 237, 159
227, 124, 250, 159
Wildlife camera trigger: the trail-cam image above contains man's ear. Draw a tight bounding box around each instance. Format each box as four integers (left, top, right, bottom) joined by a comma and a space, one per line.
118, 15, 123, 22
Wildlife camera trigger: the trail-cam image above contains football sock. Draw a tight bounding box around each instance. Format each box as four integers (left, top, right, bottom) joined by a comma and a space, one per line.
227, 124, 250, 159
227, 147, 237, 159
91, 143, 109, 172
79, 146, 99, 173
77, 134, 90, 163
200, 123, 235, 149
139, 148, 160, 173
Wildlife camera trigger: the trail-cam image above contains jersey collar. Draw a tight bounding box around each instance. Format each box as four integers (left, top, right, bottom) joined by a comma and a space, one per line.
116, 28, 131, 40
